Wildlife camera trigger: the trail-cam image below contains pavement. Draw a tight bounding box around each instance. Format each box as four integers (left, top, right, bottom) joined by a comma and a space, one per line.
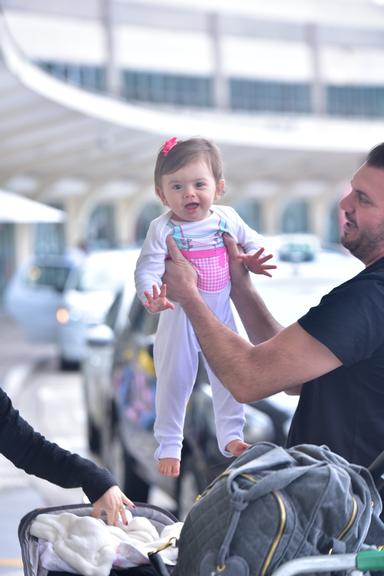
0, 312, 57, 575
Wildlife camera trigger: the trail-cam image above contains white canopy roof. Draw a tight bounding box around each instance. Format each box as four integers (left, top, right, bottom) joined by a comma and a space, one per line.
0, 189, 65, 223
0, 4, 384, 202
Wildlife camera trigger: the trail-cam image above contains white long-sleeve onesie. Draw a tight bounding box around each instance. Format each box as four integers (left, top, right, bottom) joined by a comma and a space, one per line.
134, 205, 263, 460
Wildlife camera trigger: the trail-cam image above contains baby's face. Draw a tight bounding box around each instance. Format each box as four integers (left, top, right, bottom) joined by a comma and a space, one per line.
156, 159, 224, 222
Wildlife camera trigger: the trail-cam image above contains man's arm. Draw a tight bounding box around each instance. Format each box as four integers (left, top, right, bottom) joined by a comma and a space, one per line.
164, 236, 342, 403
224, 234, 282, 344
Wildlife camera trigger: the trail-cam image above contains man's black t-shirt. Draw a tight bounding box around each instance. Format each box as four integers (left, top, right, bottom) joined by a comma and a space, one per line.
287, 257, 384, 469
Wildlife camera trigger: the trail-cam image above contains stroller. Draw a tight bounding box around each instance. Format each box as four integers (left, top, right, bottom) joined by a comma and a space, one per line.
18, 447, 384, 576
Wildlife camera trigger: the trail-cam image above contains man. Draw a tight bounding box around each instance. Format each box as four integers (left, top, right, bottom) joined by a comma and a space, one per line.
163, 142, 384, 471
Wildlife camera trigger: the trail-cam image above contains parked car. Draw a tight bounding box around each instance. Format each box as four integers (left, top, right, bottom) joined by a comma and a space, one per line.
82, 284, 295, 517
4, 247, 141, 370
55, 247, 140, 369
277, 234, 320, 263
3, 251, 84, 342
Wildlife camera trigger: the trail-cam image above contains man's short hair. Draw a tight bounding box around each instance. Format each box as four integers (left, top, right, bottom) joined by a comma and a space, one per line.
367, 143, 384, 169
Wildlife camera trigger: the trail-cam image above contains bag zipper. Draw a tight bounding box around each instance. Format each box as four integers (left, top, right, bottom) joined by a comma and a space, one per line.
329, 495, 357, 554
260, 491, 287, 576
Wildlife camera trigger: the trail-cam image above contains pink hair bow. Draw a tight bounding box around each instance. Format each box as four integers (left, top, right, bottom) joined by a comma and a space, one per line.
162, 137, 178, 156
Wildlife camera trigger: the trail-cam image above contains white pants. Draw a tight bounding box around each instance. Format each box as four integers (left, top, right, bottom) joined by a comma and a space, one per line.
153, 284, 245, 461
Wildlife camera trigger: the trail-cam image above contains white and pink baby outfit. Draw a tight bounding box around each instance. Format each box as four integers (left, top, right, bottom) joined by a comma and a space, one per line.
134, 205, 263, 461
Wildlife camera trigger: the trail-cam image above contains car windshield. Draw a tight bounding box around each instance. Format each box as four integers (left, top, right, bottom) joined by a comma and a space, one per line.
24, 264, 71, 292
75, 253, 128, 292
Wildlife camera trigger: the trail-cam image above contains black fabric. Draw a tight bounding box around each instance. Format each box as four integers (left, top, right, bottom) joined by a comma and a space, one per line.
288, 257, 384, 469
0, 387, 116, 502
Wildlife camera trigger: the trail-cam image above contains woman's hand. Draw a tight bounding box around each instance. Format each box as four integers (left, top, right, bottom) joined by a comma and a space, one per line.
92, 485, 135, 526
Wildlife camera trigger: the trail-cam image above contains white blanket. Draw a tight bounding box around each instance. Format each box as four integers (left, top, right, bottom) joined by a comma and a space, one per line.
30, 512, 183, 576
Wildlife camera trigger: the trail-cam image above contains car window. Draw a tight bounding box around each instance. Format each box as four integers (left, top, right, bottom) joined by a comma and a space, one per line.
105, 291, 123, 329
23, 264, 71, 292
118, 296, 158, 343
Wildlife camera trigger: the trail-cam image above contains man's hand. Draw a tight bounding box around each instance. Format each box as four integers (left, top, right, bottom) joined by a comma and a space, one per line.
143, 283, 175, 313
238, 247, 277, 277
163, 236, 199, 304
92, 485, 135, 526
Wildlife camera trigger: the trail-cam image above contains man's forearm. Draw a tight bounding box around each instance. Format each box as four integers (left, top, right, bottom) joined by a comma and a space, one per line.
181, 292, 256, 399
230, 277, 282, 344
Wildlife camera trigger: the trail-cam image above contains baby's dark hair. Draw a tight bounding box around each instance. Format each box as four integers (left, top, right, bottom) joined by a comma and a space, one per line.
154, 137, 224, 188
366, 143, 384, 169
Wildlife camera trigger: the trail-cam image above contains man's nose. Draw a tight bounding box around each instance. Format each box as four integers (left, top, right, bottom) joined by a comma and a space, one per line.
339, 191, 353, 212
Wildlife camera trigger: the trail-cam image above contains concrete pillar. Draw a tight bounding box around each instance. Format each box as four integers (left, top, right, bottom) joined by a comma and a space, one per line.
310, 196, 328, 242
263, 195, 281, 236
208, 12, 230, 110
115, 197, 138, 245
306, 24, 326, 115
101, 0, 121, 98
64, 197, 87, 250
15, 223, 33, 266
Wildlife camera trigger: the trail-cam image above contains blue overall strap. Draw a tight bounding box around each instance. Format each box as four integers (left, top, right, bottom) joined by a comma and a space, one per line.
167, 221, 189, 250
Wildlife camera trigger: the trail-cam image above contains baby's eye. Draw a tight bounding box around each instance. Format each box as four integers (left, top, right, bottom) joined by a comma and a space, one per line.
195, 181, 206, 189
172, 184, 183, 191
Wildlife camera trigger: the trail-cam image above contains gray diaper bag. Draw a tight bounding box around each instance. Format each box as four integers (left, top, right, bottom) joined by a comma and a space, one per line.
173, 442, 384, 576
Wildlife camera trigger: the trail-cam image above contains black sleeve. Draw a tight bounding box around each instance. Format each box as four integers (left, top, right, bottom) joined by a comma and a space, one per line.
298, 277, 384, 367
0, 387, 117, 502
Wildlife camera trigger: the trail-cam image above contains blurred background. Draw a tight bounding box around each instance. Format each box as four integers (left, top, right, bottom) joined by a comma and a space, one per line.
0, 0, 383, 570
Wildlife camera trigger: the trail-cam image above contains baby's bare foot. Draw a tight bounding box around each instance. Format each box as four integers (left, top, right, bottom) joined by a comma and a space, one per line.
159, 457, 180, 477
226, 439, 251, 458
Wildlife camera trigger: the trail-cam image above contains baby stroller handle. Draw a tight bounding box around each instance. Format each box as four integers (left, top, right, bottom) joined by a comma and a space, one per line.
271, 550, 384, 576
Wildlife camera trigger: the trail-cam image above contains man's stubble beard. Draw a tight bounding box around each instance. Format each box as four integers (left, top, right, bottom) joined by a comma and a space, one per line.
341, 225, 384, 264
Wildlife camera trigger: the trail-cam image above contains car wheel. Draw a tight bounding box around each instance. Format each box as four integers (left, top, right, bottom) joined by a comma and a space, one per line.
176, 453, 207, 520
108, 429, 150, 503
87, 417, 101, 455
59, 356, 80, 371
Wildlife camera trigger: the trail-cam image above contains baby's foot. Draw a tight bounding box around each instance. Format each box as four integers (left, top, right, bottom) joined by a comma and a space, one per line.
159, 457, 180, 477
226, 439, 251, 458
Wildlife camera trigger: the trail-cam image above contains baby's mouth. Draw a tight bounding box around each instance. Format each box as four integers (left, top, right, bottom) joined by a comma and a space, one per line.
185, 203, 199, 210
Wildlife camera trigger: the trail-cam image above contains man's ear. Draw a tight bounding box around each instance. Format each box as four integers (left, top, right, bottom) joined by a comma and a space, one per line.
156, 186, 167, 206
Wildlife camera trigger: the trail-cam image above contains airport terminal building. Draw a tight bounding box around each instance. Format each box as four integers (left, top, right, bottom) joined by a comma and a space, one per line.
1, 0, 384, 299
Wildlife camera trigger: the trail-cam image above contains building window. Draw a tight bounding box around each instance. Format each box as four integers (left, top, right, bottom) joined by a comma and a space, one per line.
327, 85, 384, 118
230, 79, 311, 114
38, 61, 106, 93
34, 222, 65, 255
281, 199, 309, 233
36, 60, 384, 119
135, 202, 163, 243
87, 204, 116, 249
233, 199, 263, 232
123, 71, 212, 108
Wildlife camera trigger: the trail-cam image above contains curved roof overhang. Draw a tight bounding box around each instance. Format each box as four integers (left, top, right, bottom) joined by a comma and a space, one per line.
1, 8, 384, 205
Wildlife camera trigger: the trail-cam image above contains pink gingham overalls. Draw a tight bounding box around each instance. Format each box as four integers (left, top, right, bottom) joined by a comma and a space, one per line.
170, 215, 230, 293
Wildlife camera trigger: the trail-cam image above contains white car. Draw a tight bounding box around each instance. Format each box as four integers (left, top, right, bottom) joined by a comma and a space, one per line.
55, 248, 141, 369
4, 248, 141, 370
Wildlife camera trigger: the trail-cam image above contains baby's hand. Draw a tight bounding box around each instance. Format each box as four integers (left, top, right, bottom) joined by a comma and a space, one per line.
238, 248, 277, 277
143, 283, 175, 313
